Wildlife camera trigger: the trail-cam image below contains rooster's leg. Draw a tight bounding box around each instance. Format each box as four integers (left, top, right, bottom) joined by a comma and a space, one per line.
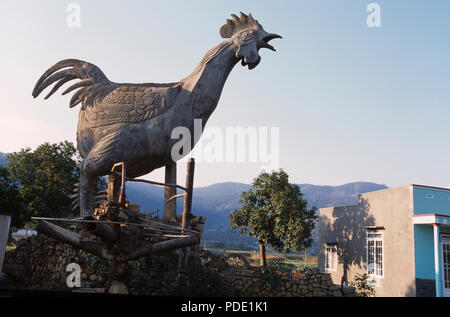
79, 159, 96, 217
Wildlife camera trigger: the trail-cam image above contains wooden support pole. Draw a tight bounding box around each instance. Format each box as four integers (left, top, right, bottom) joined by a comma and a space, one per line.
166, 193, 185, 203
181, 158, 195, 231
36, 220, 113, 261
107, 174, 121, 203
118, 234, 198, 262
83, 216, 120, 243
36, 220, 81, 246
127, 178, 186, 191
109, 162, 127, 205
179, 158, 195, 268
163, 161, 177, 222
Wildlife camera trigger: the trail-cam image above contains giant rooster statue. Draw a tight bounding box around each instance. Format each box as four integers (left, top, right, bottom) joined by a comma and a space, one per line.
32, 12, 281, 217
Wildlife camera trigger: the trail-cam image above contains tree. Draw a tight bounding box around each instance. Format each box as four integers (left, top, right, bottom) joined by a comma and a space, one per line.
229, 169, 317, 267
7, 141, 79, 221
7, 141, 106, 223
0, 165, 25, 227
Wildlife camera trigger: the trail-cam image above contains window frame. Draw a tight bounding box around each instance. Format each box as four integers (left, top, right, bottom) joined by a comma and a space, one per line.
440, 234, 450, 293
366, 231, 384, 279
324, 243, 337, 272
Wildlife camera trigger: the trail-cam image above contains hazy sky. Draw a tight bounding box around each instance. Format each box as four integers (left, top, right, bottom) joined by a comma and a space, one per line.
0, 0, 449, 188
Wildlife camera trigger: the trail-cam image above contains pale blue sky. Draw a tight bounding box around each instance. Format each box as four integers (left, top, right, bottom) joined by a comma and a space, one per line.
0, 1, 449, 188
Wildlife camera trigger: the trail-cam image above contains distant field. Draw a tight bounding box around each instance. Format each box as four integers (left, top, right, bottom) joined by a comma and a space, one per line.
207, 248, 318, 271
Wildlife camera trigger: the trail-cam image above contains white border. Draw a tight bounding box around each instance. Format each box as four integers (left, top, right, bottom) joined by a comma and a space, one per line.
324, 244, 337, 272
366, 231, 384, 279
440, 234, 450, 297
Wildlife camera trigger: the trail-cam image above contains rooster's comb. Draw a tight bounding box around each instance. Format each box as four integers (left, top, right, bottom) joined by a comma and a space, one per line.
220, 12, 262, 38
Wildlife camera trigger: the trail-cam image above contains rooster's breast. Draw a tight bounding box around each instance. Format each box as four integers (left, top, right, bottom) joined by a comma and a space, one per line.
76, 86, 193, 178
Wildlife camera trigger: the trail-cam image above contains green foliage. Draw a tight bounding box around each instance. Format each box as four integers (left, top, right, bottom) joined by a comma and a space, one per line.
5, 245, 16, 251
24, 221, 37, 231
295, 261, 317, 273
267, 258, 296, 274
7, 141, 79, 221
0, 165, 25, 227
250, 260, 289, 291
350, 273, 376, 297
117, 251, 241, 296
229, 169, 317, 261
5, 141, 106, 224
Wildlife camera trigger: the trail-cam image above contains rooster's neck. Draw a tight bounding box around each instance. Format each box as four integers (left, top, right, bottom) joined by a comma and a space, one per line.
179, 39, 239, 125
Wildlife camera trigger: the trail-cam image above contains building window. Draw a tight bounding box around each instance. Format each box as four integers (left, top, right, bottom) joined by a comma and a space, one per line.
325, 244, 337, 272
367, 232, 383, 278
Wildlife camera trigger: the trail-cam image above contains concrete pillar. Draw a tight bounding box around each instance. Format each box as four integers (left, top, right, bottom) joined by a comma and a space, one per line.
179, 158, 195, 269
163, 162, 177, 222
433, 223, 442, 297
0, 215, 11, 273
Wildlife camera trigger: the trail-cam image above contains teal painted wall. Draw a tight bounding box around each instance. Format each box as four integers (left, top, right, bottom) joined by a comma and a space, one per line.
414, 224, 434, 279
413, 187, 450, 215
414, 224, 450, 279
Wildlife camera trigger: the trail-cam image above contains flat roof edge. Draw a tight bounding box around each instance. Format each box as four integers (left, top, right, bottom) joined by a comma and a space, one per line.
318, 204, 359, 211
411, 184, 450, 192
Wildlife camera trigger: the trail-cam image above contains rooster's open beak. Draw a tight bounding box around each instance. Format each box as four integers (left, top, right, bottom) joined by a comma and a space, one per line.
258, 33, 282, 51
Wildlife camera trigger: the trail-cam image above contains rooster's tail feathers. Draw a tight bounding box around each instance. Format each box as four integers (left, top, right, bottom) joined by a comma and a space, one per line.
32, 59, 111, 108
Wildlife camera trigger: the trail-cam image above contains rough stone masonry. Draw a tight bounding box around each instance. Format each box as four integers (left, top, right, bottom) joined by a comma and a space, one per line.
4, 230, 344, 297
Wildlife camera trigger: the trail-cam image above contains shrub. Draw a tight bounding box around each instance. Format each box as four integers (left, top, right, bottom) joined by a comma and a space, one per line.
350, 273, 376, 297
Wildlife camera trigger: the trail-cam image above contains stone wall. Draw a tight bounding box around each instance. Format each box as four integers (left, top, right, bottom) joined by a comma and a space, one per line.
4, 232, 345, 296
3, 215, 206, 289
221, 268, 342, 297
3, 230, 106, 288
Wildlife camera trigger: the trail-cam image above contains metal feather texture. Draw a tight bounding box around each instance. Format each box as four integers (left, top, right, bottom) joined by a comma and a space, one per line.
70, 183, 106, 212
32, 59, 113, 109
82, 85, 170, 128
32, 59, 178, 127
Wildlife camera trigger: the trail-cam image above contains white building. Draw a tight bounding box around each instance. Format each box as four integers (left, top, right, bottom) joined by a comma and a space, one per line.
11, 229, 37, 241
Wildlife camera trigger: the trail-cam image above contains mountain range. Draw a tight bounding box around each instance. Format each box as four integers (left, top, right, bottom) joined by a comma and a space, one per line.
125, 180, 388, 252
0, 152, 7, 166
0, 151, 388, 252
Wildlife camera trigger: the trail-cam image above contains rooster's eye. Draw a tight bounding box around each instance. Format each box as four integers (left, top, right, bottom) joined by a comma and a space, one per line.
241, 31, 254, 41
